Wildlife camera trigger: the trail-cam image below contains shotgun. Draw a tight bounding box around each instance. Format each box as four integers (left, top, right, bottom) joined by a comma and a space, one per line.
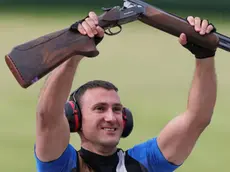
5, 0, 230, 88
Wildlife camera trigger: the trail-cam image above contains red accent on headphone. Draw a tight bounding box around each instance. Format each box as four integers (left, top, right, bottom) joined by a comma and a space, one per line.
122, 113, 127, 130
69, 101, 79, 131
74, 110, 79, 131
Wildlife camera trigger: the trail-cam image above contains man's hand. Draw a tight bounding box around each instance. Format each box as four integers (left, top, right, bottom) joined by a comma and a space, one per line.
76, 12, 104, 45
78, 12, 104, 38
179, 16, 217, 59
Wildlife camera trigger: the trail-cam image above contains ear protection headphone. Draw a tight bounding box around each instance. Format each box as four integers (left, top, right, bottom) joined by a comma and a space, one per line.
64, 88, 134, 138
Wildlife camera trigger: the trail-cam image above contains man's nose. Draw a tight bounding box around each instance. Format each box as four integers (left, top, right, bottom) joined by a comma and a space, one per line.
104, 110, 116, 122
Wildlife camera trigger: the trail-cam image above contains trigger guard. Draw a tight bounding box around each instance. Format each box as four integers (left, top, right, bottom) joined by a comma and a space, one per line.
105, 25, 122, 36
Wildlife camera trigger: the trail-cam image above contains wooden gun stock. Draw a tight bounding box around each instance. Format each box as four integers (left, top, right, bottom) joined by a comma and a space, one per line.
5, 28, 99, 88
5, 5, 143, 89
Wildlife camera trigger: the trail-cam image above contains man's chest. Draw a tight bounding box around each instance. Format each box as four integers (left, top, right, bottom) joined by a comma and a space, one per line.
72, 150, 148, 172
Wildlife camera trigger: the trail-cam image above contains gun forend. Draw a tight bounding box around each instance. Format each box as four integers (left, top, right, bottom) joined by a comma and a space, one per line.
125, 0, 221, 51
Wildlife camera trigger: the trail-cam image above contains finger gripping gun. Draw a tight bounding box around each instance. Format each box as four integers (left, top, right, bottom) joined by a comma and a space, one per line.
5, 0, 230, 89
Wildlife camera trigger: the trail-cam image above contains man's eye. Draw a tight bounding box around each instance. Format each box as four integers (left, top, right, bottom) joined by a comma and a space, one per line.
113, 107, 122, 112
96, 107, 104, 111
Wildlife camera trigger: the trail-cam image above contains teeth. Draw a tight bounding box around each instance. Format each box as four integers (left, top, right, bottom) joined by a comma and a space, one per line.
103, 128, 115, 131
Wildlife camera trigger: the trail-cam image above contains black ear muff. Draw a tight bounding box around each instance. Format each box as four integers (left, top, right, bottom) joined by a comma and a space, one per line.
122, 107, 134, 138
64, 101, 82, 132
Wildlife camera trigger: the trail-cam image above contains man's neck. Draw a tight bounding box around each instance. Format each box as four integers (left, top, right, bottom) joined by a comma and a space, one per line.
81, 142, 117, 156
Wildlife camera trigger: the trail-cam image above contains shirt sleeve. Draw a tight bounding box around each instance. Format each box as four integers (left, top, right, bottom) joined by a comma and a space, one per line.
34, 144, 77, 172
127, 137, 181, 172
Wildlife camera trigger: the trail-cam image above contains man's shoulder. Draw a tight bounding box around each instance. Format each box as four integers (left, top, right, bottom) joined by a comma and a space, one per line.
124, 137, 181, 172
34, 144, 78, 172
121, 137, 159, 161
126, 137, 158, 152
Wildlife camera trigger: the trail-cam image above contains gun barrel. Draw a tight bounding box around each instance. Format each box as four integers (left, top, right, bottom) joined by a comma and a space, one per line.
216, 32, 230, 52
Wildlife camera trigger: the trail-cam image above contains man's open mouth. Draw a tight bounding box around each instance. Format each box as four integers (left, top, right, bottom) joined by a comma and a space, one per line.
102, 127, 117, 131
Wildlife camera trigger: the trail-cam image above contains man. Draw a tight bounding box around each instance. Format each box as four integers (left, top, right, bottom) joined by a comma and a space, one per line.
34, 11, 217, 172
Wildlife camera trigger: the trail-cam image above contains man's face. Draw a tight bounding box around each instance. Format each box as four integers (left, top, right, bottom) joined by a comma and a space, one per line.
80, 88, 124, 148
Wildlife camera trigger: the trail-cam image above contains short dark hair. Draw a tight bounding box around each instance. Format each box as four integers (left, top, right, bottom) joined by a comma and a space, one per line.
69, 80, 118, 107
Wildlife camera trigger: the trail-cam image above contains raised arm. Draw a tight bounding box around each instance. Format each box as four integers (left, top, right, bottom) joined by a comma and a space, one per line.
156, 16, 217, 165
35, 12, 104, 162
35, 57, 83, 162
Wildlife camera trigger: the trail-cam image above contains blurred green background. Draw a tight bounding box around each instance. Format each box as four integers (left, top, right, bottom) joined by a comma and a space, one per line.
0, 0, 230, 171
